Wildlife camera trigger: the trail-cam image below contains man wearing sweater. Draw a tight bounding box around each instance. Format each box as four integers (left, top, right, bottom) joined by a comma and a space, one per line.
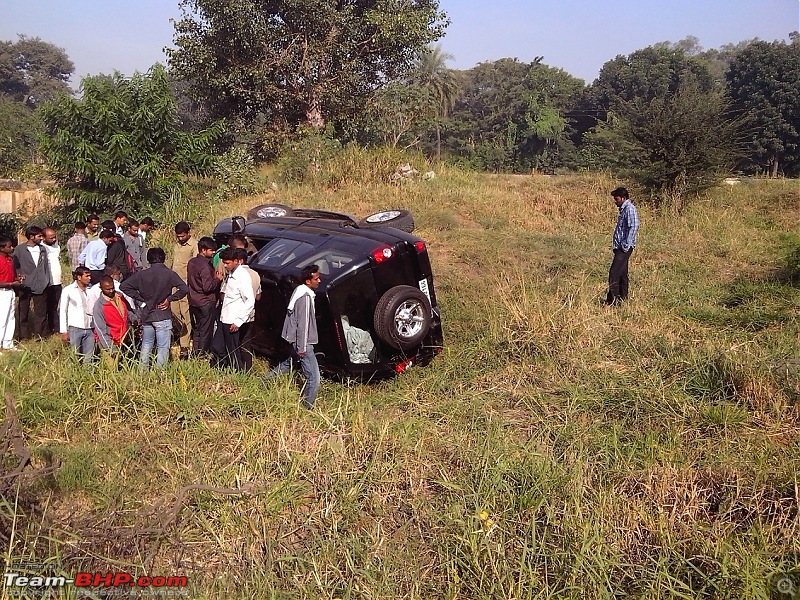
263, 264, 321, 409
13, 226, 50, 340
121, 247, 189, 370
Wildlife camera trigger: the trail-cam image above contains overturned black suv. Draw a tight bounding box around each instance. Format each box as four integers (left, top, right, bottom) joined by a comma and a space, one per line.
213, 204, 443, 379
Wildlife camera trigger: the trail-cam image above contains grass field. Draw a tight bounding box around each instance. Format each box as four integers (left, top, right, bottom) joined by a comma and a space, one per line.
1, 170, 799, 599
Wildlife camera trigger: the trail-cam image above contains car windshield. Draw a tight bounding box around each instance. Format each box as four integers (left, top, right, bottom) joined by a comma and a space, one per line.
252, 238, 314, 270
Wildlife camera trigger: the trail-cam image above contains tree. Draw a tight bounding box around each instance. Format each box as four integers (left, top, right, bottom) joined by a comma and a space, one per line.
445, 58, 584, 172
411, 44, 461, 160
39, 64, 222, 219
0, 95, 41, 176
0, 36, 74, 108
727, 39, 800, 177
167, 0, 448, 147
583, 45, 739, 199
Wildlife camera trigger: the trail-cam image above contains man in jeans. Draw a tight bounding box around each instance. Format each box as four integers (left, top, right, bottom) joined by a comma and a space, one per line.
263, 265, 321, 409
604, 186, 640, 305
121, 247, 188, 370
59, 266, 95, 365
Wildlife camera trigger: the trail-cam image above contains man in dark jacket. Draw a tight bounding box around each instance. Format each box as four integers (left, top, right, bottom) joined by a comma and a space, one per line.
101, 220, 132, 281
13, 226, 50, 339
120, 247, 188, 370
187, 237, 220, 356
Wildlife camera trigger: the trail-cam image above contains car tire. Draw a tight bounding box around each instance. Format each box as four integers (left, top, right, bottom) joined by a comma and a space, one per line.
247, 203, 294, 220
374, 285, 432, 350
359, 209, 415, 233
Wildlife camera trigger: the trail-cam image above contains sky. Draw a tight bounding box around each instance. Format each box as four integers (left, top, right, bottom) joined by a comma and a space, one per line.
1, 0, 798, 86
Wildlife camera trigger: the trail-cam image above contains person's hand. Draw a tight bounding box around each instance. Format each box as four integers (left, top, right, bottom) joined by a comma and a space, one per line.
157, 299, 169, 310
229, 324, 239, 332
61, 332, 69, 343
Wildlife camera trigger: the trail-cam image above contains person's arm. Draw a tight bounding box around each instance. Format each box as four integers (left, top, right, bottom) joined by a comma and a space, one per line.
119, 272, 144, 305
59, 286, 70, 337
295, 294, 311, 353
169, 272, 189, 302
230, 275, 254, 330
93, 301, 113, 350
198, 262, 220, 295
624, 205, 640, 251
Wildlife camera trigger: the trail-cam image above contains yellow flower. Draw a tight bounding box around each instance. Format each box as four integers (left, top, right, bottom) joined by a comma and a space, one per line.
479, 510, 489, 521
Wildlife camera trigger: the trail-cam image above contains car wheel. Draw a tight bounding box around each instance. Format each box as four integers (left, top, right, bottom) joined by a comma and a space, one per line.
374, 285, 432, 350
247, 203, 294, 220
359, 209, 415, 233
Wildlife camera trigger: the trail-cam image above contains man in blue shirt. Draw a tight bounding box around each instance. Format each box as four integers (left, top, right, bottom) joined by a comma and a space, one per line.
605, 187, 640, 305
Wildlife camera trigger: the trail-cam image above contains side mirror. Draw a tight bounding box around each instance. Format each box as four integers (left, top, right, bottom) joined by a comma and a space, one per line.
231, 216, 246, 233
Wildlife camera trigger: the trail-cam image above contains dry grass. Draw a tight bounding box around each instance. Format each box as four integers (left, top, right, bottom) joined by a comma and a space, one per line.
1, 171, 799, 599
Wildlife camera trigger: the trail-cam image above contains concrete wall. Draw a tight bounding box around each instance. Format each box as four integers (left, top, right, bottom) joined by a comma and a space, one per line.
0, 181, 60, 218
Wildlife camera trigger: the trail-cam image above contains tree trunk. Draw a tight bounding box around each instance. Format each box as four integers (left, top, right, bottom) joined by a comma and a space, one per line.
435, 124, 441, 162
770, 154, 779, 178
306, 99, 325, 130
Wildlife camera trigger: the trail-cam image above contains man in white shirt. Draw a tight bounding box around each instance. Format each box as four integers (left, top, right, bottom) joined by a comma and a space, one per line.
59, 266, 95, 365
42, 227, 63, 335
214, 247, 255, 372
79, 230, 115, 284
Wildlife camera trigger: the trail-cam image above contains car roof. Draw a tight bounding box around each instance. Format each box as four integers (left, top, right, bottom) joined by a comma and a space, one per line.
214, 216, 421, 248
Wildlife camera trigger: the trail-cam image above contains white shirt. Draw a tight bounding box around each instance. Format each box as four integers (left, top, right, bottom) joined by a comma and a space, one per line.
220, 267, 255, 327
43, 242, 62, 285
87, 281, 136, 314
239, 265, 262, 299
59, 281, 92, 331
27, 244, 41, 266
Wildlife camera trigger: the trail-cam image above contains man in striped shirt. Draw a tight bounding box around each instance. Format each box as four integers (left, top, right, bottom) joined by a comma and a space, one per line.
605, 186, 640, 306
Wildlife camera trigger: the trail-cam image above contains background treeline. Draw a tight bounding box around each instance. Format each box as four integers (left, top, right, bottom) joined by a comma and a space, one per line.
1, 0, 798, 216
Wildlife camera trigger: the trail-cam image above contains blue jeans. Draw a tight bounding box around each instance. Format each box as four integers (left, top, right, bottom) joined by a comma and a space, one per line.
68, 326, 96, 365
267, 344, 320, 408
140, 319, 172, 370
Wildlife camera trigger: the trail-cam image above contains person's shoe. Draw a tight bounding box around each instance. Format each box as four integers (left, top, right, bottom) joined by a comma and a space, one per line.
179, 348, 190, 360
4, 345, 22, 352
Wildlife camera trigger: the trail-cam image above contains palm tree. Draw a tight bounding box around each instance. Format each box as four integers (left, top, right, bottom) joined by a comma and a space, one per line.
411, 44, 461, 161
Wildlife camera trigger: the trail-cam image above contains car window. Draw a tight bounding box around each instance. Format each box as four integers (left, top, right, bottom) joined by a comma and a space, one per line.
296, 248, 357, 275
252, 238, 314, 270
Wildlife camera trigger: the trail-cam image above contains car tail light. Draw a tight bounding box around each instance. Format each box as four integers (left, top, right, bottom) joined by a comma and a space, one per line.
414, 241, 426, 253
395, 358, 414, 373
371, 245, 393, 263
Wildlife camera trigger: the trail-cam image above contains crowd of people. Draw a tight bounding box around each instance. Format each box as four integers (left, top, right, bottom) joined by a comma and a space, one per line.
0, 211, 321, 409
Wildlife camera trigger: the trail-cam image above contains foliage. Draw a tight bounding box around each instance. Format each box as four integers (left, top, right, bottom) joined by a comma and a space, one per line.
726, 39, 800, 177
583, 46, 741, 200
210, 147, 266, 202
275, 127, 343, 184
167, 0, 449, 142
367, 83, 437, 149
445, 58, 585, 172
0, 213, 21, 240
0, 35, 74, 108
0, 95, 41, 177
38, 64, 223, 221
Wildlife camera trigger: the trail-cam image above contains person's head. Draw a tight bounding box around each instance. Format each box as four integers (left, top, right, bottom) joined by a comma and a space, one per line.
87, 215, 100, 233
104, 264, 122, 281
219, 247, 241, 273
611, 187, 629, 207
231, 248, 248, 263
146, 247, 166, 265
139, 217, 154, 233
25, 225, 43, 244
301, 264, 321, 289
74, 221, 86, 234
0, 236, 14, 255
113, 211, 128, 227
73, 266, 91, 286
126, 219, 140, 236
99, 275, 116, 298
42, 227, 58, 246
174, 221, 191, 243
101, 220, 115, 232
99, 230, 115, 244
230, 234, 247, 249
198, 236, 217, 257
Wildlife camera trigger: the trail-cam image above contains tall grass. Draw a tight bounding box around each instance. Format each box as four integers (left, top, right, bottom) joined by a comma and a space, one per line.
1, 170, 798, 599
